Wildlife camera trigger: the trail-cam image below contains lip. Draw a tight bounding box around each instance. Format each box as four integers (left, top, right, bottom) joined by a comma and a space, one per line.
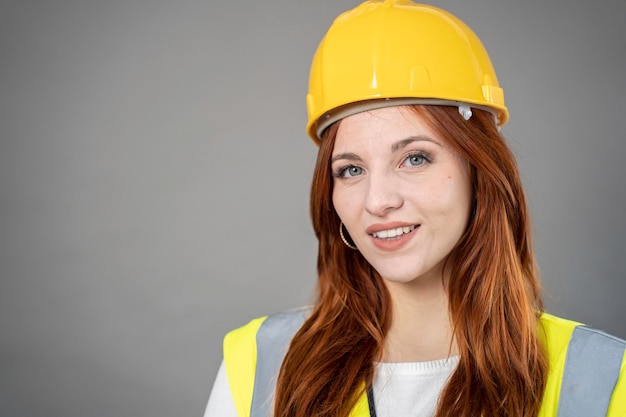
366, 222, 419, 251
366, 221, 418, 235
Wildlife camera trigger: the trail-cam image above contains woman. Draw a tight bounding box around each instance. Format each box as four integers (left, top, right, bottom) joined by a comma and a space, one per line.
205, 1, 626, 416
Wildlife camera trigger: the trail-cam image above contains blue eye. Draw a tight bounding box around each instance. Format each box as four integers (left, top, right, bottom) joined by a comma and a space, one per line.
342, 166, 363, 177
402, 152, 429, 167
333, 165, 363, 178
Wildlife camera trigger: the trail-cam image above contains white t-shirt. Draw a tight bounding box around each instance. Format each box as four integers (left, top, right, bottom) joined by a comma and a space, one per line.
204, 356, 459, 417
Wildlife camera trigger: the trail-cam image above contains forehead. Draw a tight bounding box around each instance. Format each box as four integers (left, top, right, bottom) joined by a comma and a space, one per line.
333, 106, 438, 151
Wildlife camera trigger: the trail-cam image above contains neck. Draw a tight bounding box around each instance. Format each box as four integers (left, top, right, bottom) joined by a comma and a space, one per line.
382, 274, 457, 363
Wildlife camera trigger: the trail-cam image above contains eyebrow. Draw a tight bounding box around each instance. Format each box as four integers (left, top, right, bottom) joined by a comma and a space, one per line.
331, 152, 362, 164
391, 135, 439, 152
331, 135, 439, 163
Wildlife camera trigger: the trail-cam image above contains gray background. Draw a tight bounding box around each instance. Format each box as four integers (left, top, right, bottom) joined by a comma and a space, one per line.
1, 0, 625, 416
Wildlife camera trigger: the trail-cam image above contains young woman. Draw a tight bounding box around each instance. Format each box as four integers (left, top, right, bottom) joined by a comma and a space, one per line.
205, 1, 626, 416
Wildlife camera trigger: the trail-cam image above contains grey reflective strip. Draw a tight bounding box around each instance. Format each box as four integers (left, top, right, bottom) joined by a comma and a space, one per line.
250, 308, 309, 417
557, 325, 625, 417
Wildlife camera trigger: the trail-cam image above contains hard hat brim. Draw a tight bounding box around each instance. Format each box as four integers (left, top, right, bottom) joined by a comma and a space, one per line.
311, 98, 506, 144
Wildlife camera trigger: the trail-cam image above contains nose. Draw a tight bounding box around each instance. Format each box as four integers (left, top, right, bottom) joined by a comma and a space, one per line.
364, 171, 403, 217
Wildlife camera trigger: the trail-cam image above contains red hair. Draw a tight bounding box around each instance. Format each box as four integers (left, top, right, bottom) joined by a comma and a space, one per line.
274, 105, 548, 417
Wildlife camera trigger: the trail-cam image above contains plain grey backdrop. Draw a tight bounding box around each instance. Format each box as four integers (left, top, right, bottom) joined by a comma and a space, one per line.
1, 0, 625, 416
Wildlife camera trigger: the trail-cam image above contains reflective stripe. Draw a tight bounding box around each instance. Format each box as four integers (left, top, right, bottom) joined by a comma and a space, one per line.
247, 313, 625, 417
250, 308, 309, 417
557, 325, 626, 417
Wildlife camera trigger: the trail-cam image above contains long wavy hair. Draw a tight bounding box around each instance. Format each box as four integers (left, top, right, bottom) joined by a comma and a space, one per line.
274, 105, 548, 417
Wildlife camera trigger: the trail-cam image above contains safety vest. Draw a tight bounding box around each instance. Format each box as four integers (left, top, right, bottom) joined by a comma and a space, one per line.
223, 308, 626, 417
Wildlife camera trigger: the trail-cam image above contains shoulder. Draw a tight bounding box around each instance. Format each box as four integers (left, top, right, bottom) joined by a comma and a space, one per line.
222, 306, 312, 377
221, 307, 312, 417
224, 306, 311, 352
538, 312, 626, 361
537, 312, 582, 357
537, 312, 626, 417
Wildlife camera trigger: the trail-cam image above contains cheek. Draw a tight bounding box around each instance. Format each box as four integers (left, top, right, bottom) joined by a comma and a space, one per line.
454, 172, 473, 212
433, 175, 472, 219
332, 185, 363, 226
451, 179, 473, 225
332, 187, 349, 220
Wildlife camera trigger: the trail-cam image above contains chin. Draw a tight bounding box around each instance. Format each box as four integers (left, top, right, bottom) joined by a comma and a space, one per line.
370, 259, 446, 287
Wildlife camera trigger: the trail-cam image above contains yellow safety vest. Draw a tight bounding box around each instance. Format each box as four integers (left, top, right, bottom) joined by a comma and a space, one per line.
222, 308, 626, 417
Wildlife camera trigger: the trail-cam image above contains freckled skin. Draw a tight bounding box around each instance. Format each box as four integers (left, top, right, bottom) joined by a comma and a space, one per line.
331, 106, 472, 287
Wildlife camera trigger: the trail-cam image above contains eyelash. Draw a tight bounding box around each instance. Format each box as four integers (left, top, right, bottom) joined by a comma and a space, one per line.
331, 151, 432, 178
332, 165, 362, 178
402, 151, 432, 167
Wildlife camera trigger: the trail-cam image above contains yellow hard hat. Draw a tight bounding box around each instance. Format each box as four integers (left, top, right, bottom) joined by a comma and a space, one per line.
306, 0, 508, 143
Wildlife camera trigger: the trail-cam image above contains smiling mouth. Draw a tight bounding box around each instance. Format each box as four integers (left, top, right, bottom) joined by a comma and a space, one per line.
371, 225, 417, 240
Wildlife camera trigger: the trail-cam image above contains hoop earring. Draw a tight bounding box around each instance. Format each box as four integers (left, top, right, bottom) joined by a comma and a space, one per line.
339, 222, 358, 250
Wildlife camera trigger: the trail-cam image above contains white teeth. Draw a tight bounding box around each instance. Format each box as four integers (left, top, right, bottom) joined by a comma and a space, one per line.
372, 225, 415, 239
